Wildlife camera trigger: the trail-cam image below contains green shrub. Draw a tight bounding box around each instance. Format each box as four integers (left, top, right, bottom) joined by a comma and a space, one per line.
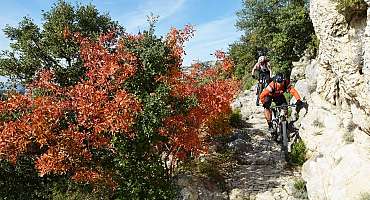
230, 0, 315, 81
229, 108, 243, 128
197, 158, 227, 191
112, 146, 177, 200
242, 76, 256, 91
51, 182, 113, 200
360, 192, 370, 200
334, 0, 367, 21
52, 191, 102, 200
293, 179, 306, 191
306, 34, 320, 59
343, 132, 355, 144
293, 178, 308, 199
290, 138, 307, 166
0, 156, 63, 200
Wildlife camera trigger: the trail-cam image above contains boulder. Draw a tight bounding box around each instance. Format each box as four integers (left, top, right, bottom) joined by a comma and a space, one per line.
227, 139, 253, 154
176, 172, 228, 200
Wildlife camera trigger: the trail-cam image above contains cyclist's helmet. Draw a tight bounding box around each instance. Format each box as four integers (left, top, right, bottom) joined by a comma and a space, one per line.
274, 73, 285, 83
258, 56, 267, 63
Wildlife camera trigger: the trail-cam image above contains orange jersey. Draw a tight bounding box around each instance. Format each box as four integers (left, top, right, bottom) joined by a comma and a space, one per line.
259, 80, 301, 103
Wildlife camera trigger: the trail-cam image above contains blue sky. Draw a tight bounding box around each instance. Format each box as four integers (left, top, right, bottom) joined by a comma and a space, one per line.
0, 0, 243, 66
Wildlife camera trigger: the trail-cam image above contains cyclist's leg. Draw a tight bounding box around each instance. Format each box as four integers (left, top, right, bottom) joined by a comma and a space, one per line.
262, 96, 273, 128
256, 83, 260, 106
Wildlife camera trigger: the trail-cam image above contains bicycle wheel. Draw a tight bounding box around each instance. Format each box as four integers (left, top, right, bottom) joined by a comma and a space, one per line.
281, 121, 289, 161
271, 120, 279, 141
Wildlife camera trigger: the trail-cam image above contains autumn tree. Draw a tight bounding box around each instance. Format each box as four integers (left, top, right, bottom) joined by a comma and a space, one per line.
0, 0, 121, 87
0, 23, 239, 199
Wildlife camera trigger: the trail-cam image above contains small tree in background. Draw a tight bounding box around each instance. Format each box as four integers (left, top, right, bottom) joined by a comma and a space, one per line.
230, 0, 316, 82
0, 0, 122, 87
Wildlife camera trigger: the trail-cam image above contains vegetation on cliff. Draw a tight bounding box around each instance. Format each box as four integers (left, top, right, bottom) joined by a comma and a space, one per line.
229, 0, 316, 88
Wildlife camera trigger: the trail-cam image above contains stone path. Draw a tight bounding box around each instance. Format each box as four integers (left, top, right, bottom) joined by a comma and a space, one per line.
226, 87, 307, 200
177, 87, 308, 200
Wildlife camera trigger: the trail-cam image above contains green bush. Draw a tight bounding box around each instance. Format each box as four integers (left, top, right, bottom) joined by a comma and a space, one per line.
229, 108, 243, 128
335, 0, 367, 21
51, 182, 113, 200
306, 34, 320, 59
0, 156, 61, 200
360, 192, 370, 200
343, 132, 355, 144
242, 76, 257, 91
230, 0, 315, 81
112, 145, 177, 200
198, 157, 228, 191
290, 138, 307, 166
293, 178, 308, 199
110, 29, 183, 199
0, 156, 113, 200
52, 191, 103, 200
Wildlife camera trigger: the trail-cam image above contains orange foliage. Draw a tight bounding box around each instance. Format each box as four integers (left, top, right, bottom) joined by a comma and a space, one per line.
0, 25, 239, 186
160, 58, 240, 158
160, 27, 240, 159
0, 31, 141, 187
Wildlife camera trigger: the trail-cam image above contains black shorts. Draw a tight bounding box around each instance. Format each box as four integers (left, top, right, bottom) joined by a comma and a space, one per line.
258, 71, 270, 84
263, 95, 287, 109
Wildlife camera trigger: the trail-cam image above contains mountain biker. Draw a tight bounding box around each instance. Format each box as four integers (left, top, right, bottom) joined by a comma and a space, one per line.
252, 56, 272, 106
259, 73, 303, 132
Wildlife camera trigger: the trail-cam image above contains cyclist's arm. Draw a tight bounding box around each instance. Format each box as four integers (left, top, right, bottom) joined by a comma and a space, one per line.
287, 85, 301, 101
267, 63, 272, 77
251, 64, 257, 76
260, 82, 273, 103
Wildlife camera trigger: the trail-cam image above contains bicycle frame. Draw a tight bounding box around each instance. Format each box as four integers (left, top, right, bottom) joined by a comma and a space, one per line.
271, 104, 296, 120
270, 104, 296, 161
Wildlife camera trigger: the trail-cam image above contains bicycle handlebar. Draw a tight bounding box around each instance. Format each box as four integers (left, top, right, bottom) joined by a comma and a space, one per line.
270, 104, 297, 109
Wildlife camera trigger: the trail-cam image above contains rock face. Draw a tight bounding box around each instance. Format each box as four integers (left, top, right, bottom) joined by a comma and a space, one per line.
291, 0, 370, 199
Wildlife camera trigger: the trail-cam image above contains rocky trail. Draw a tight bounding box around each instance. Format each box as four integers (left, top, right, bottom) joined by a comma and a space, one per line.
177, 87, 308, 200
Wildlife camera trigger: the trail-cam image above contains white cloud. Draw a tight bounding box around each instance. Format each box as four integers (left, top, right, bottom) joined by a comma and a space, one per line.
118, 0, 186, 33
183, 16, 242, 66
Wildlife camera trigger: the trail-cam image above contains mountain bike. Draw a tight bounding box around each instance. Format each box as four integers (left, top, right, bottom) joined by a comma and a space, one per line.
255, 72, 270, 106
270, 104, 296, 161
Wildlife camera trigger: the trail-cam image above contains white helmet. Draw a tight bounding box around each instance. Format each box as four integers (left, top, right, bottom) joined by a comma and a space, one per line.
258, 56, 267, 63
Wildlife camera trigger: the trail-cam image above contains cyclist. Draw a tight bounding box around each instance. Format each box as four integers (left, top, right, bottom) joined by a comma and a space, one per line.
252, 56, 272, 106
259, 73, 303, 132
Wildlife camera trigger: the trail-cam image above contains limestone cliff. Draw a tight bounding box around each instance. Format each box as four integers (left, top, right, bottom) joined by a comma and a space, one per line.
291, 0, 370, 199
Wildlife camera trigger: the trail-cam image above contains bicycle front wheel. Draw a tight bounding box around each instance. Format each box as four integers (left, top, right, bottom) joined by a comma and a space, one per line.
281, 121, 289, 161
